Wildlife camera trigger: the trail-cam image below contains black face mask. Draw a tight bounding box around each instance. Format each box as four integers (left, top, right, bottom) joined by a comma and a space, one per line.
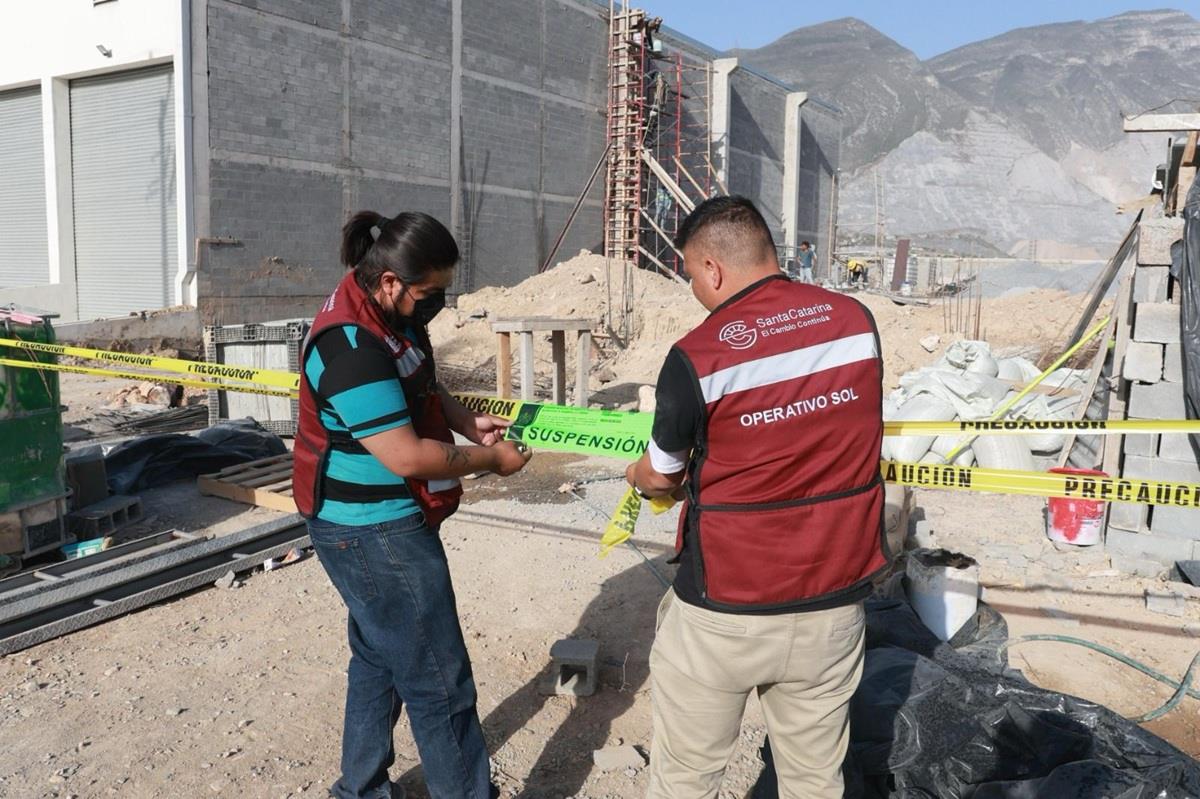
410, 289, 446, 327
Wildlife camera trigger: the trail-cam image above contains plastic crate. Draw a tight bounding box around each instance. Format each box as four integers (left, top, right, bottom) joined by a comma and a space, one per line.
204, 319, 309, 437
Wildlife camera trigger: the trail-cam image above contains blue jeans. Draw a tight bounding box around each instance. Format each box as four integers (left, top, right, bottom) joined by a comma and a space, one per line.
307, 512, 493, 799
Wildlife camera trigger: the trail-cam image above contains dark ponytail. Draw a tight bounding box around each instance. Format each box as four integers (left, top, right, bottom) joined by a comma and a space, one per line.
340, 210, 459, 290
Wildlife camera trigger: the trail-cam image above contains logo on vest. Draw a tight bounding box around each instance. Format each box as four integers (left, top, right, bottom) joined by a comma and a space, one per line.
718, 321, 758, 351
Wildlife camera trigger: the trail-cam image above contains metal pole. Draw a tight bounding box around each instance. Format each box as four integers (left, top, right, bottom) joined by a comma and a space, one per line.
538, 143, 611, 274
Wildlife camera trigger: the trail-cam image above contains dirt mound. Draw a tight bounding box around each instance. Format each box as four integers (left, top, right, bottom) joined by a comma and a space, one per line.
432, 253, 1103, 400
430, 251, 702, 399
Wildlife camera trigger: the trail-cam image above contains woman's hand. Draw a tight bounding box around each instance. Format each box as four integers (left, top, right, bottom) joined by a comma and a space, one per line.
464, 413, 511, 446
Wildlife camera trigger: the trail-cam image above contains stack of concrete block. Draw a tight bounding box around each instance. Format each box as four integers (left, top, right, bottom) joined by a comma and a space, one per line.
1107, 214, 1199, 569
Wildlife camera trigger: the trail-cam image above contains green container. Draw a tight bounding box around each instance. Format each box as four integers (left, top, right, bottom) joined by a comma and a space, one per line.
0, 310, 65, 512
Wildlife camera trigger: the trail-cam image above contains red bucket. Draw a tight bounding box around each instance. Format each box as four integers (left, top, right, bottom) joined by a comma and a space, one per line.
1046, 467, 1106, 546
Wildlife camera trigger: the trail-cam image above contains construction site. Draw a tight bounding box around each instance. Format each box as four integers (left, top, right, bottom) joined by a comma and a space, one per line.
4, 1, 1200, 797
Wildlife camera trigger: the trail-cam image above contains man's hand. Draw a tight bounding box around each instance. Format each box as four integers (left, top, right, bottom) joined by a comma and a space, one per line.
627, 451, 685, 498
490, 440, 532, 476
463, 413, 510, 446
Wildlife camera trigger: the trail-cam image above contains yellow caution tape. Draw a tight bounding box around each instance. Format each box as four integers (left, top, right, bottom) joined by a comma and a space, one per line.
0, 357, 296, 398
882, 460, 1200, 508
649, 495, 677, 514
885, 419, 1200, 435
0, 337, 300, 390
600, 486, 641, 557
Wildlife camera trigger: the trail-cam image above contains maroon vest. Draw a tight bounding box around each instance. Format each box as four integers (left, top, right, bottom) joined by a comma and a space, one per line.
674, 275, 889, 610
293, 271, 463, 526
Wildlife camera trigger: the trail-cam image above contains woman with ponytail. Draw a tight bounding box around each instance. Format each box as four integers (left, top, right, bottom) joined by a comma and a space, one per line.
294, 210, 529, 799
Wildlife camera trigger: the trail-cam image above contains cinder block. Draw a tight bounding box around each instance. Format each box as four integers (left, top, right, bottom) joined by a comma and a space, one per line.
1159, 433, 1199, 462
1145, 588, 1187, 617
1133, 266, 1171, 303
1137, 217, 1185, 266
1164, 343, 1184, 383
1151, 506, 1200, 539
1123, 341, 1164, 383
1106, 527, 1195, 566
1133, 303, 1181, 344
1123, 433, 1158, 457
1109, 502, 1149, 532
1110, 554, 1167, 578
549, 638, 599, 697
1123, 454, 1200, 484
1128, 381, 1187, 420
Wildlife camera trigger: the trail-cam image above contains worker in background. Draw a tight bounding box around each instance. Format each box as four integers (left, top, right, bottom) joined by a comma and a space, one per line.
796, 239, 816, 284
847, 257, 868, 288
626, 196, 889, 798
293, 210, 531, 799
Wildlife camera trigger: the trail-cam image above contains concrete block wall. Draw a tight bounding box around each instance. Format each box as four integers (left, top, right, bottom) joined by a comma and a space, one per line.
726, 68, 785, 240
198, 0, 819, 323
796, 99, 841, 277
1107, 212, 1200, 566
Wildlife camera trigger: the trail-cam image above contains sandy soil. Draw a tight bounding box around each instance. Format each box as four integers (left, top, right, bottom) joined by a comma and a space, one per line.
0, 271, 1185, 799
4, 468, 1200, 799
430, 253, 1107, 398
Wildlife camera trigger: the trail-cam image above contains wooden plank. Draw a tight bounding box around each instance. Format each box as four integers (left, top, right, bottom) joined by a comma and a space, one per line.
197, 475, 298, 513
1184, 131, 1199, 166
491, 318, 594, 333
241, 469, 296, 489
1101, 255, 1137, 481
576, 331, 591, 408
642, 151, 695, 213
496, 331, 512, 399
207, 453, 292, 480
1058, 315, 1117, 469
672, 155, 707, 201
215, 460, 293, 484
639, 209, 684, 261
1123, 113, 1200, 132
519, 331, 535, 402
637, 245, 688, 285
550, 331, 567, 406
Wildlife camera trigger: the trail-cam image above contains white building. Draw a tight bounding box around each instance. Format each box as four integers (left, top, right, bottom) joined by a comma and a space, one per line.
0, 0, 192, 321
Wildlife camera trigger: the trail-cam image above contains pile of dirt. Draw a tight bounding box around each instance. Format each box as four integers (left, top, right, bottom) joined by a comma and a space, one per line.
430, 251, 704, 399
431, 253, 1106, 400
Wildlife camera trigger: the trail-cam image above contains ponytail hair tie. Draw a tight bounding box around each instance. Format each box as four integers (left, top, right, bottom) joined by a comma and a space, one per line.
369, 217, 391, 242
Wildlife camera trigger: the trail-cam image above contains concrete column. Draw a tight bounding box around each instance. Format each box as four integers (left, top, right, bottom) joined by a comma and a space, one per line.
710, 58, 737, 193
43, 76, 78, 318
174, 0, 195, 307
448, 0, 464, 291
781, 91, 808, 254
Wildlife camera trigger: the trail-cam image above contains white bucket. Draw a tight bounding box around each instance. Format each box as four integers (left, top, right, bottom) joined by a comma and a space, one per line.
906, 549, 980, 642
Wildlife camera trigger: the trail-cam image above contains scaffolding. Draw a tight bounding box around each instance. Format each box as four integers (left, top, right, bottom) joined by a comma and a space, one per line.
603, 2, 717, 338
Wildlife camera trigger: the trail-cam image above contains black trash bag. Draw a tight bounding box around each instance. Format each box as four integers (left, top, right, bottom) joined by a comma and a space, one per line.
104, 419, 287, 493
1177, 170, 1200, 460
752, 589, 1200, 799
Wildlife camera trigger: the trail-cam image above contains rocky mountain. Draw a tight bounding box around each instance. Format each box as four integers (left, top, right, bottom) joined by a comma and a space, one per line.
734, 10, 1200, 257
730, 18, 969, 170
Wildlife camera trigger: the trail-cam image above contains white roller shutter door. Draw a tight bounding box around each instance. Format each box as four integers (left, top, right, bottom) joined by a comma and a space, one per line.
71, 66, 177, 318
0, 87, 50, 288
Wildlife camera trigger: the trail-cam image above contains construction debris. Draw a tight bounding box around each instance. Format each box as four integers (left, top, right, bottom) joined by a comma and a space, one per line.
593, 744, 647, 772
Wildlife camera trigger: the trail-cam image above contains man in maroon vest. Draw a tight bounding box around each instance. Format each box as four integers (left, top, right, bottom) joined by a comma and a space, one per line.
626, 196, 889, 797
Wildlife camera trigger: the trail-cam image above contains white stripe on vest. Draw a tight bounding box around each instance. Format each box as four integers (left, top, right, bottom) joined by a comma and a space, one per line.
698, 332, 878, 404
395, 346, 426, 378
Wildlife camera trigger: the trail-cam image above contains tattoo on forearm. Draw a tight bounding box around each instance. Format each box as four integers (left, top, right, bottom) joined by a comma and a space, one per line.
437, 442, 469, 468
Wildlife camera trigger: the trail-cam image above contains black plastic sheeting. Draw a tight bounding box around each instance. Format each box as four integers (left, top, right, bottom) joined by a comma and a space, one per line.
104, 419, 286, 494
1176, 173, 1200, 461
753, 577, 1200, 798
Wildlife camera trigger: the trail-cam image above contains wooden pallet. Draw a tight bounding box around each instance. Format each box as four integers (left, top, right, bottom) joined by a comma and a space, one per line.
198, 454, 298, 513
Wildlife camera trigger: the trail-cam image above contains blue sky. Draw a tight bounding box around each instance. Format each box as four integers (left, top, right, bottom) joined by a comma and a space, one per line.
637, 1, 1200, 59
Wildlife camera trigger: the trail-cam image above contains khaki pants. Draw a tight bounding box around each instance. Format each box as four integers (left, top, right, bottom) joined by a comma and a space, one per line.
647, 589, 866, 799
